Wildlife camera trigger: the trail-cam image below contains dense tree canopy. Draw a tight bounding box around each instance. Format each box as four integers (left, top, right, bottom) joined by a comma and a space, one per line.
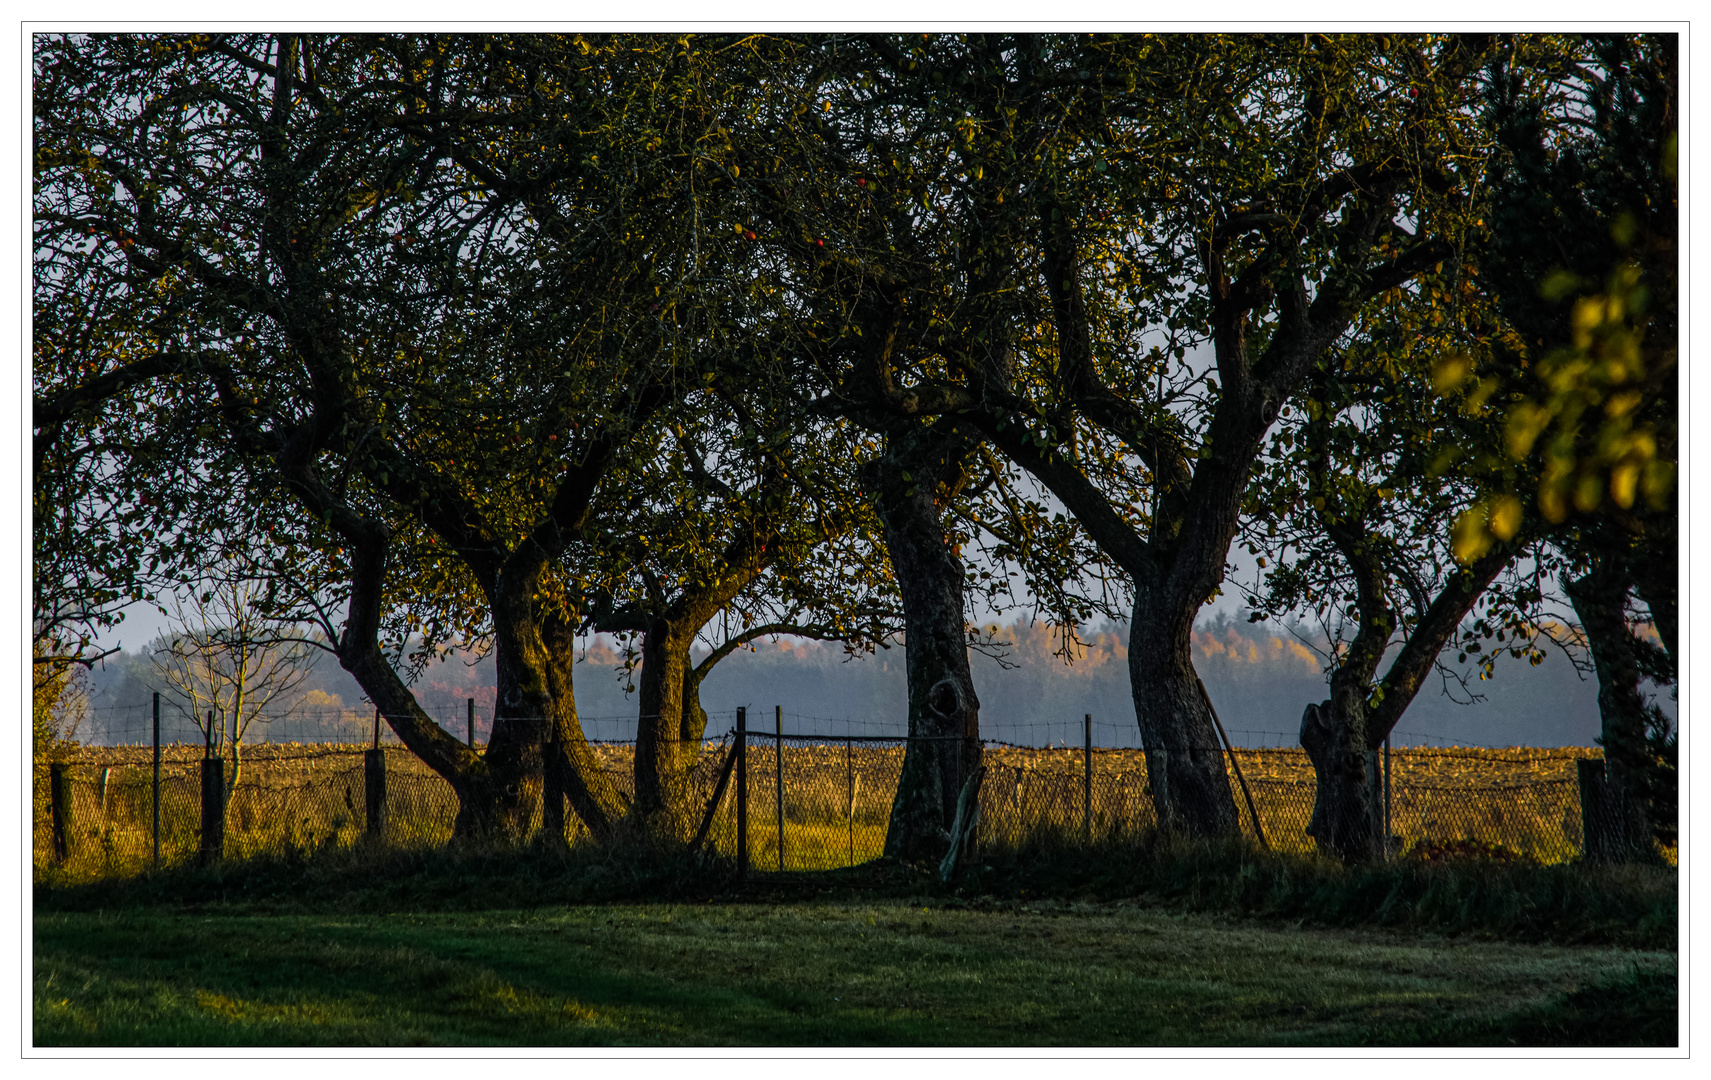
34, 31, 1677, 859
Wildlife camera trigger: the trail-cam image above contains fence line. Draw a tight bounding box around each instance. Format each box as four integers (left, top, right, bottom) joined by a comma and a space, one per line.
36, 714, 1625, 878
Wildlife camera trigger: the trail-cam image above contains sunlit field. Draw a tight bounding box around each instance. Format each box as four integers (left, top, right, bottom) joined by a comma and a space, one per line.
35, 740, 1623, 882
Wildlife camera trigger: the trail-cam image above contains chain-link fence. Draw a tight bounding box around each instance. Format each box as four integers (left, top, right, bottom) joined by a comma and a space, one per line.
34, 711, 1615, 878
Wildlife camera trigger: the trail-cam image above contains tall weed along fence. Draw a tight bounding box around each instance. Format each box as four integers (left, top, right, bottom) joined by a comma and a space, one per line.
37, 703, 1616, 878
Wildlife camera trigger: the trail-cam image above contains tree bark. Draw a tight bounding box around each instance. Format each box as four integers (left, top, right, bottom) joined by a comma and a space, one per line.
1127, 583, 1241, 837
632, 619, 705, 838
1566, 557, 1658, 859
1299, 698, 1381, 862
330, 522, 628, 842
539, 614, 629, 844
866, 421, 983, 862
624, 510, 779, 841
1627, 531, 1678, 678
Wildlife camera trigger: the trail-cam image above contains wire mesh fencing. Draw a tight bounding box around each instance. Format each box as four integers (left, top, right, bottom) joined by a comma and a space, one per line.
972, 743, 1595, 864
679, 734, 1604, 870
34, 720, 1614, 878
694, 735, 910, 872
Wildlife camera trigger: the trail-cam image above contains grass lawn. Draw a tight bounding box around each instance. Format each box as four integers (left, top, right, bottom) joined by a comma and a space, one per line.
34, 897, 1676, 1047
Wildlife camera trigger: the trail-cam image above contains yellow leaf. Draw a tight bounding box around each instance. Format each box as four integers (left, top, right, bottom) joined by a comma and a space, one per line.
1604, 390, 1642, 418
1609, 462, 1640, 508
1574, 472, 1603, 513
1504, 403, 1550, 460
1431, 353, 1472, 394
1489, 495, 1522, 541
1451, 508, 1492, 564
1642, 459, 1676, 506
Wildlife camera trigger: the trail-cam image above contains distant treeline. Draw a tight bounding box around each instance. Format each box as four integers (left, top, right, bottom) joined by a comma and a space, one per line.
79, 614, 1615, 749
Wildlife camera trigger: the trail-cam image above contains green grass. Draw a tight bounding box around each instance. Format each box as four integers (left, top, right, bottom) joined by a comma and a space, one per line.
34, 898, 1675, 1047
1407, 963, 1679, 1046
957, 832, 1679, 948
35, 828, 1677, 948
33, 831, 1678, 1047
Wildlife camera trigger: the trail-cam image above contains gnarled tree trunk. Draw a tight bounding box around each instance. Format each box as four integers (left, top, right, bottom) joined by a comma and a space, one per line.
867, 422, 982, 863
621, 514, 779, 843
539, 614, 630, 845
334, 527, 628, 843
1128, 583, 1240, 838
1299, 696, 1381, 862
1299, 546, 1514, 863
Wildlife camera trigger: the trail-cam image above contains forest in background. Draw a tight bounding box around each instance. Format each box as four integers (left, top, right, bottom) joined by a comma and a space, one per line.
76, 613, 1617, 749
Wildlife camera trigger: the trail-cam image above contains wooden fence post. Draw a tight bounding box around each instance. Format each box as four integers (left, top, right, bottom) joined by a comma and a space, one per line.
736, 707, 748, 880
938, 766, 986, 883
364, 745, 387, 838
1197, 676, 1269, 852
199, 755, 224, 863
152, 692, 160, 868
49, 761, 74, 863
689, 737, 741, 856
467, 697, 475, 748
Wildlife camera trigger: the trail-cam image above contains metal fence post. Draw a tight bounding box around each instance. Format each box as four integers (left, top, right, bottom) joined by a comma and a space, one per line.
775, 704, 785, 872
847, 734, 855, 866
1083, 714, 1093, 843
152, 692, 161, 869
736, 707, 748, 880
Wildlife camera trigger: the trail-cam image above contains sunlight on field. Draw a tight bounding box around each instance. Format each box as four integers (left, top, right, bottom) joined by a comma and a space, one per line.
35, 740, 1628, 880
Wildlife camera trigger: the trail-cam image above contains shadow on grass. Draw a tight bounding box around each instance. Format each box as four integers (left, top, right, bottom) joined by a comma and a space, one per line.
35, 828, 1676, 949
950, 831, 1677, 949
1404, 964, 1678, 1046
